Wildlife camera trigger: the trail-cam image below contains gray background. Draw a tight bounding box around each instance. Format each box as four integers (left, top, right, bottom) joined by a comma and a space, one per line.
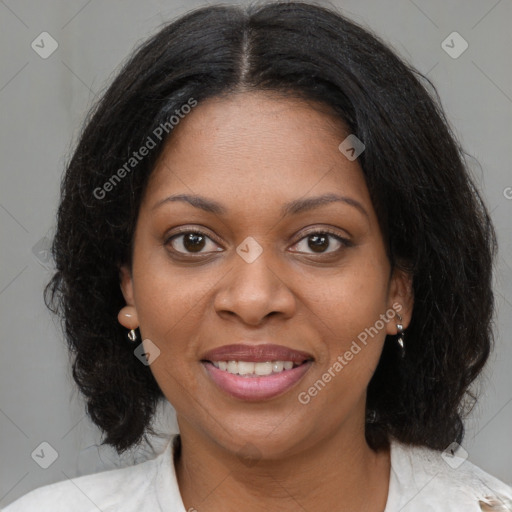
1, 0, 511, 506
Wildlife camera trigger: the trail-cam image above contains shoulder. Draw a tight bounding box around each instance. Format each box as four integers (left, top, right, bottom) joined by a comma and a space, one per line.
1, 441, 174, 512
388, 438, 512, 511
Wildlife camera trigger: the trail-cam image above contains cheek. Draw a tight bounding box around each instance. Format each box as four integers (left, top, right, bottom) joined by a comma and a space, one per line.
131, 265, 209, 408
297, 274, 389, 418
303, 261, 390, 339
130, 250, 213, 361
296, 261, 391, 403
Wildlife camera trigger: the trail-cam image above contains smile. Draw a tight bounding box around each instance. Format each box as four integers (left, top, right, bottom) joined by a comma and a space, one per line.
201, 343, 314, 401
211, 360, 299, 376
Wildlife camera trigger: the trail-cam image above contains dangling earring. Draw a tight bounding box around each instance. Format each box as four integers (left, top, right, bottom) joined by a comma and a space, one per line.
118, 306, 139, 343
396, 312, 405, 358
366, 409, 378, 424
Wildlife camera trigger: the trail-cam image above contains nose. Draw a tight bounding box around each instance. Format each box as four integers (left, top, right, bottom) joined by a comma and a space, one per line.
213, 248, 297, 327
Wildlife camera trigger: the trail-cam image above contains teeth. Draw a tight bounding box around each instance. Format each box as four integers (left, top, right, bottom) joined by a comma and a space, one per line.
238, 361, 254, 375
211, 360, 301, 377
272, 361, 284, 372
254, 362, 273, 376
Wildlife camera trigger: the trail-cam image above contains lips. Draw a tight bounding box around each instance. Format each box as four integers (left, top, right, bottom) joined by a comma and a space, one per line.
201, 343, 314, 401
201, 343, 313, 363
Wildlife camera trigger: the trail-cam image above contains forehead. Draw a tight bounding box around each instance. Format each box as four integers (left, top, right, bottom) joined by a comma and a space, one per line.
142, 91, 372, 216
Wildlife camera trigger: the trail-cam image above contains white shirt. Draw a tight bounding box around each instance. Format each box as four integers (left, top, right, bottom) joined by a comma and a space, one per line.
3, 434, 512, 511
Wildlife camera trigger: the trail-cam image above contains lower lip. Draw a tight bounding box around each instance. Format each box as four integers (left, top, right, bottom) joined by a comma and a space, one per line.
202, 361, 313, 401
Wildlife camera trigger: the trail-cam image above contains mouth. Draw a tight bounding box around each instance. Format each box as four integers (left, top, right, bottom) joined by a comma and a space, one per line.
201, 343, 314, 401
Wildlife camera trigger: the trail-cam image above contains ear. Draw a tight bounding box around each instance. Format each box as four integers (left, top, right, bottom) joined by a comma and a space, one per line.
386, 267, 414, 335
118, 264, 139, 330
119, 264, 135, 306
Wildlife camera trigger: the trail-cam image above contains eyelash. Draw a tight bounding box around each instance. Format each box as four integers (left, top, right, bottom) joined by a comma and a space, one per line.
164, 228, 352, 257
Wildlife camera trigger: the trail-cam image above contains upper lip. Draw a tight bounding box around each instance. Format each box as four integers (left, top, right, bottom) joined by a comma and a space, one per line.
201, 344, 314, 363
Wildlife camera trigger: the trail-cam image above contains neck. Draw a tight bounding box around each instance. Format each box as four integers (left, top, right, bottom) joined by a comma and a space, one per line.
174, 420, 391, 512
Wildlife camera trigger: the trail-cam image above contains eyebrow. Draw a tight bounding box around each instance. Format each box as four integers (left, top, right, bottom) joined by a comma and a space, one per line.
151, 192, 369, 219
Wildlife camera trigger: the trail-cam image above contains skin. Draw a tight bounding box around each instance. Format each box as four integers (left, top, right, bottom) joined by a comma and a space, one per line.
119, 91, 414, 512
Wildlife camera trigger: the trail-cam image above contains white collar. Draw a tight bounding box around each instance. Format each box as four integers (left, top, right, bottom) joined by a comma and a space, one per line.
153, 434, 512, 511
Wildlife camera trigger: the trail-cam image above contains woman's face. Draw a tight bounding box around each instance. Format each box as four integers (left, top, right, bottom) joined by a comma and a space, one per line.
120, 91, 412, 459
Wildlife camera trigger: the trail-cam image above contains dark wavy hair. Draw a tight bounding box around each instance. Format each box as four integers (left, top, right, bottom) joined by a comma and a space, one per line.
45, 0, 497, 455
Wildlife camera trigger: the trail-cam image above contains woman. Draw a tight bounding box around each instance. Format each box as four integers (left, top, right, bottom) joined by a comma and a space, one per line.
4, 2, 511, 511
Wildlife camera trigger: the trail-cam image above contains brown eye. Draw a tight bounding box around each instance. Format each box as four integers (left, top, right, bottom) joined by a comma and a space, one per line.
307, 233, 332, 253
166, 231, 222, 255
291, 230, 351, 255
